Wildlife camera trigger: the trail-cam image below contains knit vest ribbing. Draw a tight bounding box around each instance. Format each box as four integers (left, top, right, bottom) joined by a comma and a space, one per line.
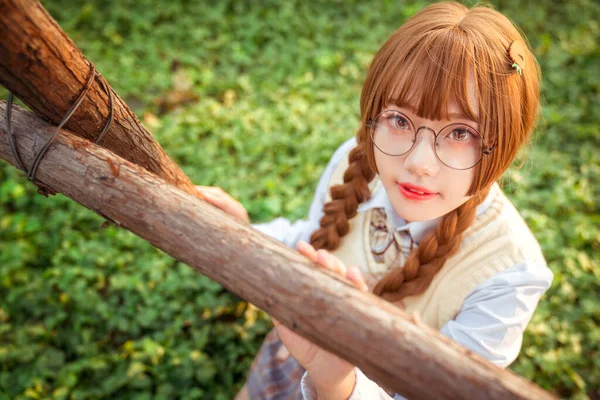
325, 149, 546, 331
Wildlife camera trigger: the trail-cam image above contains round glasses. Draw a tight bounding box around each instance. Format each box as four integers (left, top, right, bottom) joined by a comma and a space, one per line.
367, 110, 496, 170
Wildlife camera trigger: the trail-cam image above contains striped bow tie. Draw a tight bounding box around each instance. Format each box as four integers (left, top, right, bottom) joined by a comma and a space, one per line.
369, 208, 415, 273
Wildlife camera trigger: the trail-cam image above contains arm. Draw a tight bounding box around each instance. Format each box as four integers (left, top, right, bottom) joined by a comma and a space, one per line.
251, 216, 319, 248
300, 261, 554, 400
438, 262, 554, 367
252, 137, 357, 247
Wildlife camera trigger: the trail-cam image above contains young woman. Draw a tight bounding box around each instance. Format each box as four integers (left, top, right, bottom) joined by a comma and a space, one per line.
197, 2, 553, 398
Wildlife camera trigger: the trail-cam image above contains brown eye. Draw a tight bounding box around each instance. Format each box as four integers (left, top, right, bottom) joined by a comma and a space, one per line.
388, 114, 410, 130
448, 127, 476, 142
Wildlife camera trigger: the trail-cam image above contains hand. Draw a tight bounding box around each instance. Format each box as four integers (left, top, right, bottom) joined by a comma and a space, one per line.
195, 185, 249, 224
272, 241, 368, 398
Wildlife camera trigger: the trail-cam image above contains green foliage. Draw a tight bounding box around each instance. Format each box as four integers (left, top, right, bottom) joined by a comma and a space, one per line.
1, 0, 598, 398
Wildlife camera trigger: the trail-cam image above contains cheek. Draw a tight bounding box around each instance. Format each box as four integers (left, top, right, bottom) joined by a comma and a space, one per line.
440, 169, 474, 202
374, 149, 383, 174
457, 169, 475, 196
374, 150, 393, 180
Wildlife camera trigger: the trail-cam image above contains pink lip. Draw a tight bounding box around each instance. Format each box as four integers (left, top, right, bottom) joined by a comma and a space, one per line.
398, 182, 438, 201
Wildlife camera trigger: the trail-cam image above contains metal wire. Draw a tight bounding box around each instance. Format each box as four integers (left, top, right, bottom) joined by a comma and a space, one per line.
4, 60, 115, 186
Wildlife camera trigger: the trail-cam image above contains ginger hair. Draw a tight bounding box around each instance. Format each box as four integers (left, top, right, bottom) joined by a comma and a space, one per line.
309, 2, 541, 302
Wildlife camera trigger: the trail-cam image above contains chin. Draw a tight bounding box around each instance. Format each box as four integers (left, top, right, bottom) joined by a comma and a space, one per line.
400, 209, 440, 222
393, 198, 444, 222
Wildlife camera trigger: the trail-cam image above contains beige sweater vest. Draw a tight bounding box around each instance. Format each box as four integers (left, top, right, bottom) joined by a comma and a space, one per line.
325, 152, 546, 331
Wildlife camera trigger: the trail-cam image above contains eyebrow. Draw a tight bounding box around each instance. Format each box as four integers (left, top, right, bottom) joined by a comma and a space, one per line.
392, 100, 475, 121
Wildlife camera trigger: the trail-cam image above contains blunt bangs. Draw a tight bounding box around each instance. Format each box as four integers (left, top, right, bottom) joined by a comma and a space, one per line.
384, 29, 480, 125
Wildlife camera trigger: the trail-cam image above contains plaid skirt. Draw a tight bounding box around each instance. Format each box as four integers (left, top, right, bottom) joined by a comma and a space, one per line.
246, 327, 306, 399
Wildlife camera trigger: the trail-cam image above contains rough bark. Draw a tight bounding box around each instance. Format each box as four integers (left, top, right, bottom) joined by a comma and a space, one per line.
0, 102, 557, 400
0, 0, 199, 197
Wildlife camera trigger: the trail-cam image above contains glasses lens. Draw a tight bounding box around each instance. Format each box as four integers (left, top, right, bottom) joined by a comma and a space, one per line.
370, 111, 415, 156
369, 110, 485, 170
436, 124, 484, 169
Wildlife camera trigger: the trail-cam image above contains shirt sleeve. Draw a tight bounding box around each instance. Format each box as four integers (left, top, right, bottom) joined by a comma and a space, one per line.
300, 261, 554, 400
251, 137, 357, 248
438, 261, 554, 368
300, 367, 405, 400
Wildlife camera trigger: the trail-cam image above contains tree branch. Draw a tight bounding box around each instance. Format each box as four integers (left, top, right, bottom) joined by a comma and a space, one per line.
0, 102, 556, 400
0, 0, 199, 197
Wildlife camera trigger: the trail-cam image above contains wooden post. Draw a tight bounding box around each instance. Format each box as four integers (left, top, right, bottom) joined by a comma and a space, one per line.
0, 102, 557, 400
0, 0, 199, 197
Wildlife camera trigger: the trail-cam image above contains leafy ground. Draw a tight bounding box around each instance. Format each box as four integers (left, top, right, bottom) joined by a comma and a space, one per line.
1, 0, 598, 399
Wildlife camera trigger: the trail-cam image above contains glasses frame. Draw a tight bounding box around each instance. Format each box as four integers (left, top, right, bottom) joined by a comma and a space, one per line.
366, 109, 497, 171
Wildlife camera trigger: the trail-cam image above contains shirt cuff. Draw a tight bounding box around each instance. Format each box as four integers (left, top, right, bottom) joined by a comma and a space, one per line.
300, 370, 359, 400
300, 368, 399, 400
300, 370, 319, 400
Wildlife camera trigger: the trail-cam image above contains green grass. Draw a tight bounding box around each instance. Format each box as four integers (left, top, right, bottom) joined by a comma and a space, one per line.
1, 0, 599, 399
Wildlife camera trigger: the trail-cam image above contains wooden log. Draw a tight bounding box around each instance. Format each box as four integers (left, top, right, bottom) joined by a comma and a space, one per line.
0, 102, 557, 400
0, 0, 199, 197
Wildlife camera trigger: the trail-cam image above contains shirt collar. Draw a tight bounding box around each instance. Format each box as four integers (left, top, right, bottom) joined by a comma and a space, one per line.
357, 181, 496, 243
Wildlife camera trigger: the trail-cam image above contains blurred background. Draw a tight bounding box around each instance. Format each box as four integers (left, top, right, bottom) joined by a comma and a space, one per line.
0, 0, 598, 399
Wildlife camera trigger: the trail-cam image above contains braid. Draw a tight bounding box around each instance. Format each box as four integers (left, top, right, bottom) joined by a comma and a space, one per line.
310, 139, 376, 251
309, 1, 542, 303
372, 188, 490, 302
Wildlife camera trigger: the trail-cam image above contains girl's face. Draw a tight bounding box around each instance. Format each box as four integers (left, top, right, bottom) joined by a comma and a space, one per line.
374, 99, 478, 223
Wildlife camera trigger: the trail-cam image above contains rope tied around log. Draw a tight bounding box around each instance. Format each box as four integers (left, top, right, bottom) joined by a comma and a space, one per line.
4, 61, 114, 196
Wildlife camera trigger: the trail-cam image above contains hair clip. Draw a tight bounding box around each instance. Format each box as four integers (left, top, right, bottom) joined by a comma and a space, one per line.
508, 40, 526, 77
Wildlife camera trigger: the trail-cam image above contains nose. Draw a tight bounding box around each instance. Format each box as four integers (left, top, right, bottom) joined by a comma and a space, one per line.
403, 127, 440, 176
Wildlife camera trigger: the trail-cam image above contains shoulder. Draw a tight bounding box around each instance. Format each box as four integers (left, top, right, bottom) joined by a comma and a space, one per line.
443, 185, 549, 304
314, 136, 357, 192
322, 137, 381, 203
460, 260, 554, 336
467, 260, 554, 299
466, 184, 547, 266
307, 137, 358, 218
328, 136, 357, 169
496, 186, 547, 263
441, 260, 553, 368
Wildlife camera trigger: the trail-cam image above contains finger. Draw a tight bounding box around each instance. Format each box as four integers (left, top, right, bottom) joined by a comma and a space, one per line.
196, 185, 219, 193
296, 241, 319, 263
201, 187, 242, 209
199, 188, 231, 208
196, 186, 206, 200
208, 197, 239, 218
316, 249, 338, 273
331, 253, 347, 276
321, 250, 345, 276
196, 186, 214, 199
200, 190, 227, 208
347, 266, 369, 292
198, 186, 224, 197
271, 316, 293, 335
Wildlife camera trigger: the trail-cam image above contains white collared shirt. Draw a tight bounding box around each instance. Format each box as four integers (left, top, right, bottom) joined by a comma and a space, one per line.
252, 137, 554, 400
